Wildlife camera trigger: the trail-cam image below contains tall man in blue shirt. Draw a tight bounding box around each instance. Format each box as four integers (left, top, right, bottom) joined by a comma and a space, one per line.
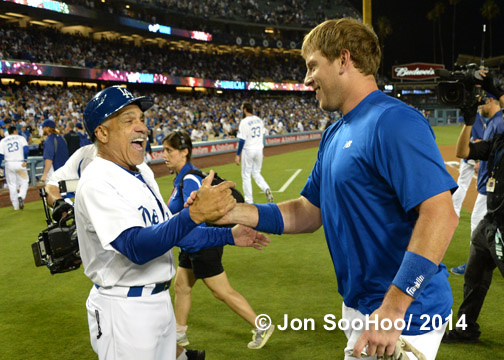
213, 18, 458, 359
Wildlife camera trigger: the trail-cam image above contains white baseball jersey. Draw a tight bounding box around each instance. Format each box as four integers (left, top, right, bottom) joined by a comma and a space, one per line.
48, 144, 154, 187
75, 157, 174, 287
0, 134, 28, 162
47, 144, 97, 187
237, 115, 265, 150
0, 134, 29, 210
237, 115, 271, 203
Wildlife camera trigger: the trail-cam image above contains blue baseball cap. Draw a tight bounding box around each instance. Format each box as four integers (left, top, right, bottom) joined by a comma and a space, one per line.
486, 92, 497, 100
83, 85, 153, 140
42, 119, 56, 129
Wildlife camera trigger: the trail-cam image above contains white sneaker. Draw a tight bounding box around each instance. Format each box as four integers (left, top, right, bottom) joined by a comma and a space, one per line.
177, 333, 190, 346
247, 325, 275, 349
265, 189, 274, 203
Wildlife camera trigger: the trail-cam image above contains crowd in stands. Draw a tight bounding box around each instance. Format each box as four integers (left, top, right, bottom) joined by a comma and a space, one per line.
0, 23, 305, 83
68, 0, 360, 29
0, 84, 336, 150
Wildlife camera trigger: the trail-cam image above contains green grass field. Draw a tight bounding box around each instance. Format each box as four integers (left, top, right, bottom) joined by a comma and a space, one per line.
1, 126, 502, 359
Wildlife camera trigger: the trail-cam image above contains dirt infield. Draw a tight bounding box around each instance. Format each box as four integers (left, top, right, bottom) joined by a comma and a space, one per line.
0, 142, 478, 212
0, 140, 320, 208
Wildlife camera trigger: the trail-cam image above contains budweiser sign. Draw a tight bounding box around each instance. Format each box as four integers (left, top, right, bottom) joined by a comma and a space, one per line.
392, 63, 445, 80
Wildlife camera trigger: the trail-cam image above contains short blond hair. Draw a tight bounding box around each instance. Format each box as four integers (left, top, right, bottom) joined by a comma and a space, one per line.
301, 18, 381, 76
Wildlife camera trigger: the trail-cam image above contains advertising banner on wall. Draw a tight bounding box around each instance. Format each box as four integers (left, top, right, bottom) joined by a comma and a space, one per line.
392, 63, 445, 81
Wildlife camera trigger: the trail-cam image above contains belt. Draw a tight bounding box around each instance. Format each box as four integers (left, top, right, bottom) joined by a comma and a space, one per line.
94, 280, 171, 297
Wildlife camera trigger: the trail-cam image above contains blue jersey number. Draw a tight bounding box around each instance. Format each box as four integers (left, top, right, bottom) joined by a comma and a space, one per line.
7, 142, 19, 153
251, 126, 261, 138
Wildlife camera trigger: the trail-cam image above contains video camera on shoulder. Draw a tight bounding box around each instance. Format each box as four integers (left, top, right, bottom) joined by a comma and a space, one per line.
435, 63, 486, 107
31, 186, 81, 275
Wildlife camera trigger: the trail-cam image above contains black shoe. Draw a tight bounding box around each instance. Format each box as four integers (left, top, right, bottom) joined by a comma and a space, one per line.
442, 330, 480, 344
186, 349, 205, 360
18, 197, 24, 210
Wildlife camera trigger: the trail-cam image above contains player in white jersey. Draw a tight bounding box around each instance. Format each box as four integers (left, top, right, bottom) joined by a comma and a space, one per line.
235, 102, 273, 204
0, 126, 29, 210
77, 86, 269, 360
44, 144, 97, 221
45, 144, 207, 360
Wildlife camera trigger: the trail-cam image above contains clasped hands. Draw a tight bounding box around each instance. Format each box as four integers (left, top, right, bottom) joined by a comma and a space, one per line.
187, 170, 269, 250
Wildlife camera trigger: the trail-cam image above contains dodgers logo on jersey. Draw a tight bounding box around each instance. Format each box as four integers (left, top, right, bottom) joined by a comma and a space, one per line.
138, 206, 160, 226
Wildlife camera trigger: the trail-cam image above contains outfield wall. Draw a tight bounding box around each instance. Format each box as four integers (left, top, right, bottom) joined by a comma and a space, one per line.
149, 130, 323, 164
22, 130, 323, 185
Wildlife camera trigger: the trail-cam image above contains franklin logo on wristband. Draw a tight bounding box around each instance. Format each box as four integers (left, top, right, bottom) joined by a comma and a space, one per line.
406, 275, 425, 297
392, 251, 438, 299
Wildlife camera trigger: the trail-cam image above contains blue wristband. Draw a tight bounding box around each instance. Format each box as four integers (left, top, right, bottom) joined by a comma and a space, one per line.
254, 203, 284, 235
392, 251, 438, 299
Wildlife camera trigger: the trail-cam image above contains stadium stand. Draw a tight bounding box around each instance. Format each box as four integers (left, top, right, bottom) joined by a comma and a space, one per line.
0, 83, 338, 147
0, 22, 306, 82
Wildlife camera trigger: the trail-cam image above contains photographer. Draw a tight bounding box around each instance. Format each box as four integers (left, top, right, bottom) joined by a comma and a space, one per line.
443, 79, 504, 344
451, 108, 485, 218
45, 144, 96, 221
451, 93, 504, 275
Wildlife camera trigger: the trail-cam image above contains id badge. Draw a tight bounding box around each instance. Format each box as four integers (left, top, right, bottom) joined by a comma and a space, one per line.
487, 177, 496, 192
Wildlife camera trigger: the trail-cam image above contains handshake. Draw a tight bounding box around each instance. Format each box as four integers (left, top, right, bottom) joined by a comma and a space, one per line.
186, 170, 237, 225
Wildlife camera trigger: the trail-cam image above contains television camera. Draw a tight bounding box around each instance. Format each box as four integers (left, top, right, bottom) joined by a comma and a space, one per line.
31, 184, 81, 275
435, 64, 486, 108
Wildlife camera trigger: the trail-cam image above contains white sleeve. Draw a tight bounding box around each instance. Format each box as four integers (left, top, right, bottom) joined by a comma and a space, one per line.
20, 136, 28, 147
237, 120, 247, 141
47, 145, 94, 186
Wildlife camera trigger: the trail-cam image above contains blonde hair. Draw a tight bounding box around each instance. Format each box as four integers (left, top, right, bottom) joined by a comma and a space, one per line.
301, 18, 381, 76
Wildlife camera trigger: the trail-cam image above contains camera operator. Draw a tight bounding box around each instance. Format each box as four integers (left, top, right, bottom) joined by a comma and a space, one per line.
451, 107, 485, 218
451, 93, 504, 275
443, 78, 504, 344
45, 144, 96, 221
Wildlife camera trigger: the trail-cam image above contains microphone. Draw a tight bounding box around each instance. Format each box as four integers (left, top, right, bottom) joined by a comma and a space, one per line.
435, 68, 452, 79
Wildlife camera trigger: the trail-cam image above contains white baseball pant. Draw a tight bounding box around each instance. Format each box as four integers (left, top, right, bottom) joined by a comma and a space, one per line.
451, 160, 475, 217
342, 304, 446, 360
470, 193, 487, 235
241, 148, 270, 204
86, 285, 176, 360
5, 161, 29, 210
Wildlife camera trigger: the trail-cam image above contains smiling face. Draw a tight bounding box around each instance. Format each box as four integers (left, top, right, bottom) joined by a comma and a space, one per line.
304, 50, 343, 112
95, 104, 147, 171
162, 143, 188, 174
